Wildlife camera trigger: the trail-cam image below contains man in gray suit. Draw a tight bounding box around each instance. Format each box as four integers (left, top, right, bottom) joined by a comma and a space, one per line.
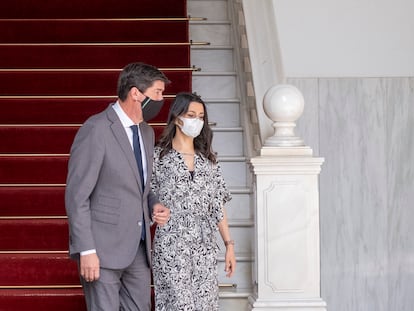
65, 62, 170, 311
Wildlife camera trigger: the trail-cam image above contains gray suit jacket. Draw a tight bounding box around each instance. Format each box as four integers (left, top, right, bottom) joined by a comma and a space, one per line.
65, 104, 158, 268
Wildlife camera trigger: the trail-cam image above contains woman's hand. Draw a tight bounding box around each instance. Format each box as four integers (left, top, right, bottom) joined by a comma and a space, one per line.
224, 243, 236, 277
152, 203, 170, 226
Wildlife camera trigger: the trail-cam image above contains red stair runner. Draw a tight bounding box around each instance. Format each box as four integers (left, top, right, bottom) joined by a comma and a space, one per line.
0, 0, 190, 310
0, 98, 173, 124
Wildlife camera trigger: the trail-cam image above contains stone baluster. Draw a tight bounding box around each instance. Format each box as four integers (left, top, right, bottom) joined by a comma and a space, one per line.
249, 84, 327, 310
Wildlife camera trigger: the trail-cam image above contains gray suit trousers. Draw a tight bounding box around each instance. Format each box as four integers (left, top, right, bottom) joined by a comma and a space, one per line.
80, 242, 151, 311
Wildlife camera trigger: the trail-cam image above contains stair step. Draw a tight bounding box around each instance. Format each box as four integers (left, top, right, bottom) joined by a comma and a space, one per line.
0, 288, 86, 311
0, 219, 68, 251
0, 98, 111, 124
193, 72, 237, 99
190, 21, 231, 46
212, 129, 244, 156
225, 189, 253, 221
219, 160, 249, 188
216, 227, 252, 255
0, 125, 166, 154
219, 289, 251, 311
0, 156, 67, 184
0, 20, 188, 44
0, 0, 186, 19
217, 260, 252, 289
0, 253, 78, 285
0, 98, 172, 124
0, 45, 190, 69
188, 0, 228, 21
204, 99, 240, 127
0, 186, 65, 217
0, 188, 251, 218
191, 47, 234, 72
0, 70, 191, 96
0, 127, 77, 154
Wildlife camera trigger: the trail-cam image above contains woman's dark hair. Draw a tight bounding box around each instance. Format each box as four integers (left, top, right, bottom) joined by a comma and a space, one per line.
117, 62, 170, 101
157, 92, 217, 163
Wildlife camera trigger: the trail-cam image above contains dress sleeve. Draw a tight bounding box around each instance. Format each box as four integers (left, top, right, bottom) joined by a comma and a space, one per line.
151, 147, 161, 196
210, 162, 232, 224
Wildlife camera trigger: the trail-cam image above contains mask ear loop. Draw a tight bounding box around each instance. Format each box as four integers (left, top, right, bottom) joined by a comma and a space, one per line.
141, 97, 151, 109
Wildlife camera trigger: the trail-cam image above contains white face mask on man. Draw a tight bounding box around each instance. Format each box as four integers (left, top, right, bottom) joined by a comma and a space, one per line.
178, 116, 204, 138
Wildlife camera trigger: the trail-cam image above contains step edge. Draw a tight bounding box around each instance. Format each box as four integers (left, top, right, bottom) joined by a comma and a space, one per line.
193, 71, 236, 76
0, 251, 68, 255
0, 285, 81, 289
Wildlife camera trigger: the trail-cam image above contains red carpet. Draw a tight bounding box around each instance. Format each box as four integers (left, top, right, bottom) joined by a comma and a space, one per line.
0, 0, 190, 309
0, 98, 173, 124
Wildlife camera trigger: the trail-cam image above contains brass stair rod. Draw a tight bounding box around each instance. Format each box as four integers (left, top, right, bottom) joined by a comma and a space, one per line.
4, 17, 207, 22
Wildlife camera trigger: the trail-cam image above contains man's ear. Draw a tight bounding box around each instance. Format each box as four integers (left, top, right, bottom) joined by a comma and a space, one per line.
133, 87, 145, 102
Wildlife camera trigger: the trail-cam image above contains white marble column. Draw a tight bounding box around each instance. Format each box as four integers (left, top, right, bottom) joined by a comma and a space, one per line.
249, 85, 327, 310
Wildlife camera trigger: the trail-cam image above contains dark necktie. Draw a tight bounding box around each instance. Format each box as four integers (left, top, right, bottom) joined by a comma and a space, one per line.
130, 124, 146, 240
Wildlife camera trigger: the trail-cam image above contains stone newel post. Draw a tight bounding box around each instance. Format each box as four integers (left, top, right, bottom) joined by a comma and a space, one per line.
248, 85, 327, 310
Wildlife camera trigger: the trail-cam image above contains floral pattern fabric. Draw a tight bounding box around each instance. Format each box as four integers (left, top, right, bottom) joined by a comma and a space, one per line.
151, 147, 231, 311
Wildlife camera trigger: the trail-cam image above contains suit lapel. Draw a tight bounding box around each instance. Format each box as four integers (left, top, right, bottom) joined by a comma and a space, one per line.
140, 122, 153, 193
106, 105, 143, 191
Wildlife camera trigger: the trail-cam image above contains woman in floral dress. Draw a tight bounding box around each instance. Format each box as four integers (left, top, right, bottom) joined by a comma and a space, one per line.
151, 92, 236, 311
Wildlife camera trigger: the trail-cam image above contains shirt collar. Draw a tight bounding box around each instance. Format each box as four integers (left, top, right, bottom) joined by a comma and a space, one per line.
112, 101, 135, 128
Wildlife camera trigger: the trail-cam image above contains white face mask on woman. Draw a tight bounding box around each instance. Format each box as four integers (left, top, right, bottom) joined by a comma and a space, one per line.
178, 116, 204, 138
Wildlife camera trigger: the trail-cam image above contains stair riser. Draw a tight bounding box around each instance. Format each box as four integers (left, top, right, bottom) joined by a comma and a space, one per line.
193, 74, 237, 99
0, 46, 190, 69
0, 126, 165, 154
0, 219, 68, 251
0, 20, 187, 44
191, 49, 234, 72
191, 23, 231, 46
0, 0, 186, 19
219, 161, 249, 188
206, 102, 241, 127
0, 187, 65, 216
212, 131, 244, 156
0, 157, 68, 184
188, 1, 228, 21
225, 193, 252, 220
0, 98, 173, 124
0, 255, 78, 285
0, 127, 77, 154
0, 140, 237, 184
1, 188, 251, 218
216, 227, 253, 255
0, 221, 157, 252
219, 297, 250, 311
0, 289, 86, 311
217, 261, 253, 289
0, 71, 191, 96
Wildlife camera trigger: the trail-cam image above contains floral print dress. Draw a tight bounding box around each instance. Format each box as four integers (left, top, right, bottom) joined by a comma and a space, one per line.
151, 147, 231, 311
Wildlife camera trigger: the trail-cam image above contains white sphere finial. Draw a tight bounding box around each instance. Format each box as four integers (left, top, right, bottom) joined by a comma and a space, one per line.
263, 84, 305, 147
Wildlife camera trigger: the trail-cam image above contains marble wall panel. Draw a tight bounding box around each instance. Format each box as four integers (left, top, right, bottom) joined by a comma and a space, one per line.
318, 78, 388, 311
283, 77, 414, 310
384, 78, 414, 311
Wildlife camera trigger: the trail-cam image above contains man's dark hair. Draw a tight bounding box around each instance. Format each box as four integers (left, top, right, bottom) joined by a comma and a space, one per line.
117, 62, 170, 101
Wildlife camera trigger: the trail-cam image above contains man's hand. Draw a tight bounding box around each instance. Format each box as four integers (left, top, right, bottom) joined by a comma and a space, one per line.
152, 203, 170, 226
80, 253, 100, 282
